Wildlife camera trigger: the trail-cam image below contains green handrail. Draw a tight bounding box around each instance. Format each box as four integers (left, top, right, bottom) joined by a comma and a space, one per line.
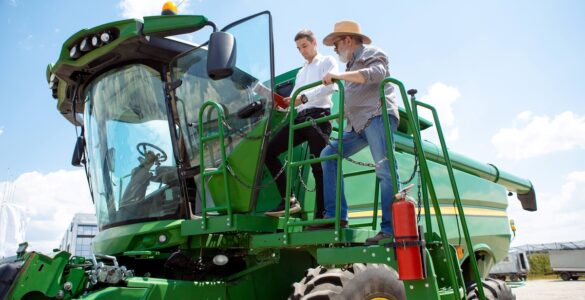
379, 78, 460, 300
198, 101, 233, 230
415, 100, 486, 299
281, 80, 345, 240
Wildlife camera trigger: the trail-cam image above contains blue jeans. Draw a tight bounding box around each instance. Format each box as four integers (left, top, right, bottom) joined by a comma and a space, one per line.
320, 115, 400, 234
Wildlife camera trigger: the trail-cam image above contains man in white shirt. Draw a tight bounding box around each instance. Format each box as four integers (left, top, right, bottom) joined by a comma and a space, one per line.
264, 29, 338, 218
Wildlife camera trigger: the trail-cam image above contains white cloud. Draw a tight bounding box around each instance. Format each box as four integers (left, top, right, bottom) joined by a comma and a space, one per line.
0, 126, 4, 136
510, 171, 585, 246
119, 0, 193, 19
492, 111, 585, 159
17, 34, 34, 51
8, 0, 17, 7
419, 82, 461, 141
1, 170, 94, 255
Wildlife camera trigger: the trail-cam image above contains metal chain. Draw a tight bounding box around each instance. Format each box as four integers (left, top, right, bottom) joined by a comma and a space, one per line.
310, 119, 418, 185
415, 145, 423, 223
297, 166, 316, 192
225, 160, 288, 190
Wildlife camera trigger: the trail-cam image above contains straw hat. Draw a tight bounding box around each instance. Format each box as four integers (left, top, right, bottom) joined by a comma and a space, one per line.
323, 20, 371, 46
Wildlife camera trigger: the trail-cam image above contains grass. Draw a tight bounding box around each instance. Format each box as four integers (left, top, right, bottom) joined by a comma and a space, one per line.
527, 274, 558, 280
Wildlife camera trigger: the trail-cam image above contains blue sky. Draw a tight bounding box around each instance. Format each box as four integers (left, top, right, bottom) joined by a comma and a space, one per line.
1, 0, 584, 254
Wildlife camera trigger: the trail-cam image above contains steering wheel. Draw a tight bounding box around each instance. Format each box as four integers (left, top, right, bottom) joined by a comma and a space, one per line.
136, 142, 168, 163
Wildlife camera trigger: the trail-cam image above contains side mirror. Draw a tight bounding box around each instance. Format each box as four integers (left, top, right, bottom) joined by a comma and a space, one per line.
207, 31, 236, 80
72, 136, 85, 167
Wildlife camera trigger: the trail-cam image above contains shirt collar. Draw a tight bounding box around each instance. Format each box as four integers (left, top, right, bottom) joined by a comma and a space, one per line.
352, 45, 365, 61
305, 53, 322, 66
347, 45, 365, 69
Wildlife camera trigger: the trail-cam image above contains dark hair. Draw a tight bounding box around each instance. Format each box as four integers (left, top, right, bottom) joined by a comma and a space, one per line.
294, 29, 315, 42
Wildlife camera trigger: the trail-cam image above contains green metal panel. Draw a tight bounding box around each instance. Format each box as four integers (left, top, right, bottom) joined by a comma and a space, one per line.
127, 277, 227, 299
78, 287, 151, 300
206, 119, 268, 213
181, 215, 279, 235
317, 246, 398, 265
92, 220, 185, 255
251, 228, 374, 249
6, 252, 73, 300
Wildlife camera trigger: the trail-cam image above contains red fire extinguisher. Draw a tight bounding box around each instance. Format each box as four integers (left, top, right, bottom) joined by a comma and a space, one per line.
392, 185, 425, 280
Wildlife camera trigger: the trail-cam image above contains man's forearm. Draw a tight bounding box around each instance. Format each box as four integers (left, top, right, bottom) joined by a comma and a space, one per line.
337, 70, 366, 83
323, 70, 366, 85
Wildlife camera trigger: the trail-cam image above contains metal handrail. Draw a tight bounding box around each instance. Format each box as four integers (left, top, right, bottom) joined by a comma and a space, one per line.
380, 77, 485, 300
414, 100, 486, 300
198, 101, 233, 230
282, 80, 346, 239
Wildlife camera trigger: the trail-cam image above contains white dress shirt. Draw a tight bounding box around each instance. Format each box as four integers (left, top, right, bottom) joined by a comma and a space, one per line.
292, 53, 339, 112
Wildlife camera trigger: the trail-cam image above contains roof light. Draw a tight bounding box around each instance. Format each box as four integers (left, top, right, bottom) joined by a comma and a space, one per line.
69, 45, 80, 59
91, 35, 101, 47
100, 32, 111, 44
161, 1, 178, 15
79, 38, 91, 52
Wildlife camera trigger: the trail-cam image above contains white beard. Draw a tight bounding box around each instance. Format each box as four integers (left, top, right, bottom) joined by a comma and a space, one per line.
338, 49, 351, 63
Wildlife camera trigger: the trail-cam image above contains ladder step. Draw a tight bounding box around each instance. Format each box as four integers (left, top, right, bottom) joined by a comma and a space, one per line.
289, 218, 336, 227
292, 114, 338, 130
201, 133, 220, 142
203, 168, 223, 176
290, 154, 338, 167
204, 206, 228, 212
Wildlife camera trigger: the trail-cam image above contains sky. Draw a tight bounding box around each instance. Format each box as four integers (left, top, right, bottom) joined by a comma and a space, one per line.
1, 0, 584, 256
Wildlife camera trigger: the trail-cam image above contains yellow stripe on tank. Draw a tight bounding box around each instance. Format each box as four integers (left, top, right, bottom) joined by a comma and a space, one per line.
348, 207, 507, 218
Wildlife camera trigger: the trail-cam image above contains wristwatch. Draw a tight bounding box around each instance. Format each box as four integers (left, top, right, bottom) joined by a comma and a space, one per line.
300, 94, 308, 104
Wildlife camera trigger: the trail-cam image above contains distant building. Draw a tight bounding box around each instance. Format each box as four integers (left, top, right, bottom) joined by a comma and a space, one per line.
514, 240, 585, 254
59, 213, 98, 258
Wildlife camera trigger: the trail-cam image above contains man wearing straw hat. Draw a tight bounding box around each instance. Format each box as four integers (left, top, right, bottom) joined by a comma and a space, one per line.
308, 20, 400, 246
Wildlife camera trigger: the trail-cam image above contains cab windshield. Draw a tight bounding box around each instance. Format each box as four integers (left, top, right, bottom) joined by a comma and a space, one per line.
170, 13, 274, 211
84, 64, 181, 229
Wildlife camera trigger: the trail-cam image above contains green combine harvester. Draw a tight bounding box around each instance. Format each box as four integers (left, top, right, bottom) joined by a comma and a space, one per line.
0, 8, 537, 300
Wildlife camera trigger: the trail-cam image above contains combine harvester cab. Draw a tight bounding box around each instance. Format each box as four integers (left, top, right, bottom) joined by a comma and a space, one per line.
1, 6, 537, 300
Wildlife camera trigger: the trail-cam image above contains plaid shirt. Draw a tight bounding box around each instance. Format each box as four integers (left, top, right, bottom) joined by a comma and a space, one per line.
344, 45, 399, 132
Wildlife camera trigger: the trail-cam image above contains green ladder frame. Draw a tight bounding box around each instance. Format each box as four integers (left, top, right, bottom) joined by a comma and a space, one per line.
195, 77, 486, 299
280, 78, 486, 299
380, 78, 486, 300
197, 101, 234, 230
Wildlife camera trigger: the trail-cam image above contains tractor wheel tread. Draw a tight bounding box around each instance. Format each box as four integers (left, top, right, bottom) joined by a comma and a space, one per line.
289, 264, 405, 300
466, 278, 515, 300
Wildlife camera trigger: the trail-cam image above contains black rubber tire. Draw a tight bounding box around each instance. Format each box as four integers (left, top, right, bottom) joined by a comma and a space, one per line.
571, 276, 579, 281
289, 263, 406, 300
560, 272, 571, 281
466, 278, 515, 300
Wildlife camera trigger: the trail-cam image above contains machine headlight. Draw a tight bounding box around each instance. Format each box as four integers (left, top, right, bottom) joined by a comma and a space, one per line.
100, 32, 111, 44
69, 45, 80, 59
91, 35, 101, 47
79, 38, 91, 52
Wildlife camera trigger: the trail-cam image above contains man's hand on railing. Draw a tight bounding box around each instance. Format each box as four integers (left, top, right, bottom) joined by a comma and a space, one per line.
322, 72, 338, 85
323, 70, 366, 85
